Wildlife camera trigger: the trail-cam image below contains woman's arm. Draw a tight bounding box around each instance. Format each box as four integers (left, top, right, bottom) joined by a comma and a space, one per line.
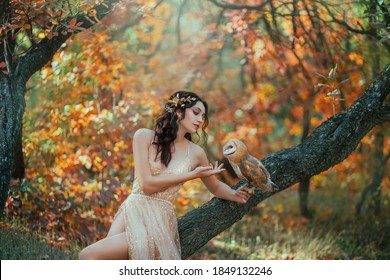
133, 129, 225, 195
196, 148, 251, 204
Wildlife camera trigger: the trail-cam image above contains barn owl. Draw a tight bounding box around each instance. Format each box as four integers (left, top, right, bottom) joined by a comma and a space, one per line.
223, 139, 278, 193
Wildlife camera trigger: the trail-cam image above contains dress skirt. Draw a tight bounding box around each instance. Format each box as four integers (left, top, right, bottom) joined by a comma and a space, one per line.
115, 193, 181, 260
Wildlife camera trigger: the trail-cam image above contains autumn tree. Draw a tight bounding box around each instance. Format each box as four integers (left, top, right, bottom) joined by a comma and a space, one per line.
0, 0, 134, 216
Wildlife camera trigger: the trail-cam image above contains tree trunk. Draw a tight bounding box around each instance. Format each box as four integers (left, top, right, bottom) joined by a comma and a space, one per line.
0, 75, 25, 216
12, 128, 25, 180
178, 64, 390, 259
356, 129, 387, 216
299, 177, 311, 218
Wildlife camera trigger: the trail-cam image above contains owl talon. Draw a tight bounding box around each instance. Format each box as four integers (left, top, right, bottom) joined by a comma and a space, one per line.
241, 183, 255, 194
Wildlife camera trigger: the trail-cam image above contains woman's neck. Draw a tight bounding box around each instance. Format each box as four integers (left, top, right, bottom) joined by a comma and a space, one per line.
175, 128, 188, 145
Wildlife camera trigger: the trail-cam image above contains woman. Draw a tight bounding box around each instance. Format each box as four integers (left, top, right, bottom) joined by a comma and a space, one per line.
79, 91, 252, 260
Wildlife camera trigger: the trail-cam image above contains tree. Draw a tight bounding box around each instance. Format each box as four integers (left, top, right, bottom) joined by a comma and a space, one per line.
0, 0, 126, 216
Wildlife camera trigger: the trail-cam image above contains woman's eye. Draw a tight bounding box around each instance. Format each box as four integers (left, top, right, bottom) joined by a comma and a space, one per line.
193, 111, 199, 115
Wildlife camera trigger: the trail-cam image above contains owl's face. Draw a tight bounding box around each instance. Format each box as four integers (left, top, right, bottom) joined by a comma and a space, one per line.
222, 139, 248, 162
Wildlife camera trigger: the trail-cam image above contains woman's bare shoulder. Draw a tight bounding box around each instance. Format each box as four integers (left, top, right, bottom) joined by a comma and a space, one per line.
189, 142, 206, 164
134, 128, 154, 142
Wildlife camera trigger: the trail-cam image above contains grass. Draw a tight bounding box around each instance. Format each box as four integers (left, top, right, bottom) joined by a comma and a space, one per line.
0, 217, 80, 260
1, 185, 389, 260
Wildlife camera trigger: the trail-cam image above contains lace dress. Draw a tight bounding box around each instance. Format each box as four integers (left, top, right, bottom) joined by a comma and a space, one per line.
114, 142, 192, 260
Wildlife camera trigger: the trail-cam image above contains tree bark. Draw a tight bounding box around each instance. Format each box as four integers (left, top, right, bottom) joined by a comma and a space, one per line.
178, 64, 390, 259
0, 75, 25, 216
12, 127, 25, 180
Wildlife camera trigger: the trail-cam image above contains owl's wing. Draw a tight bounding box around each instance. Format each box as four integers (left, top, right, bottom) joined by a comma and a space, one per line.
238, 156, 268, 185
229, 160, 244, 179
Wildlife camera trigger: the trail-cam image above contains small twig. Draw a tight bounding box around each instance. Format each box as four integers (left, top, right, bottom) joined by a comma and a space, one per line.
66, 0, 73, 16
3, 39, 12, 75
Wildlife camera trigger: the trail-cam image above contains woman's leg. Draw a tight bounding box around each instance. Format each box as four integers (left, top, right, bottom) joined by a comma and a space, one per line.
79, 209, 128, 260
79, 232, 128, 260
107, 209, 125, 237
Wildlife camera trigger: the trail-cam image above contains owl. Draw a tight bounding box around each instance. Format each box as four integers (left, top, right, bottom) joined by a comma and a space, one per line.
223, 139, 278, 193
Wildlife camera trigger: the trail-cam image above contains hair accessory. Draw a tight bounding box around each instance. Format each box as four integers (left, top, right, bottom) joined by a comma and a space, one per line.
165, 93, 197, 113
165, 105, 174, 113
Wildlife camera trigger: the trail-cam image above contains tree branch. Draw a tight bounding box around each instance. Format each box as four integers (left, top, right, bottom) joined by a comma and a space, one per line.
376, 104, 390, 123
16, 0, 121, 83
315, 0, 374, 35
178, 64, 390, 259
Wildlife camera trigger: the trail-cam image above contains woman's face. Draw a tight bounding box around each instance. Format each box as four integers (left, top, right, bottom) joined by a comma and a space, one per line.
179, 101, 206, 134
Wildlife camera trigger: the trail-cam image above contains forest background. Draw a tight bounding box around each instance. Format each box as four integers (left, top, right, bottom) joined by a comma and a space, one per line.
1, 0, 389, 260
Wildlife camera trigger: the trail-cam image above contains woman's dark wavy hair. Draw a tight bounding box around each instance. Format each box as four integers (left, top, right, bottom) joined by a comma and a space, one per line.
153, 91, 209, 167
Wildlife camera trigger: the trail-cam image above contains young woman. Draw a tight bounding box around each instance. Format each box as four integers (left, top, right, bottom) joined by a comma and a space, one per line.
79, 91, 252, 260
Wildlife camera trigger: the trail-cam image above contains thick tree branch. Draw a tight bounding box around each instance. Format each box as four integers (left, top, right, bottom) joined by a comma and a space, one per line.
16, 0, 121, 83
377, 104, 390, 123
178, 64, 390, 259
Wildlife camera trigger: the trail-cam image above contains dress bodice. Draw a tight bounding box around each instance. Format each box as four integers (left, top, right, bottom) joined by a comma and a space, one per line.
131, 142, 192, 202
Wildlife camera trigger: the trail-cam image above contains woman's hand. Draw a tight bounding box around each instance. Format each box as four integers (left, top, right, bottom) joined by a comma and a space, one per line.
233, 184, 253, 204
191, 161, 226, 179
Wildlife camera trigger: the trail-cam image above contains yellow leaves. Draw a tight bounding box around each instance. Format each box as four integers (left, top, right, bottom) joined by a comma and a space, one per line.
222, 126, 257, 144
115, 140, 128, 150
349, 52, 364, 65
288, 122, 302, 136
38, 32, 46, 39
79, 155, 92, 169
177, 197, 191, 206
253, 39, 265, 59
80, 3, 94, 14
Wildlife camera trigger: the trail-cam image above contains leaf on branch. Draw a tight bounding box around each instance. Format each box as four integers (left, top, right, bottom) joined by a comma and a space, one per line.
315, 72, 327, 79
50, 19, 59, 25
69, 18, 77, 27
88, 9, 97, 17
327, 89, 341, 97
328, 64, 338, 80
337, 78, 350, 86
316, 83, 331, 88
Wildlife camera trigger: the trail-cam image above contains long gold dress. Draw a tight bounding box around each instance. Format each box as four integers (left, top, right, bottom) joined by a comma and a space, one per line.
114, 143, 192, 260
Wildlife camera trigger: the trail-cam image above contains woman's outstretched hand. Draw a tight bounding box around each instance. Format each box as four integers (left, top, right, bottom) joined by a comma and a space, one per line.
191, 161, 226, 178
233, 184, 253, 204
